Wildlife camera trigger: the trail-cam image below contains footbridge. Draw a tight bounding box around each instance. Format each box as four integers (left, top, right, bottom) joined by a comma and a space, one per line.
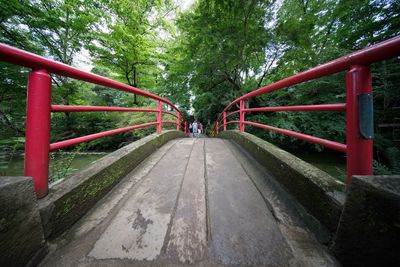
38, 136, 341, 267
1, 37, 400, 267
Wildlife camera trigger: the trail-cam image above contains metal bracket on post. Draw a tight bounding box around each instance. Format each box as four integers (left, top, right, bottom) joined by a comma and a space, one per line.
358, 93, 374, 139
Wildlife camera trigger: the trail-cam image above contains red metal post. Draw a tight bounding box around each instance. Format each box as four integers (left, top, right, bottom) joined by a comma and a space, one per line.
346, 65, 373, 189
176, 112, 180, 131
239, 100, 245, 132
223, 112, 227, 131
216, 121, 219, 136
24, 69, 52, 199
184, 120, 187, 134
156, 100, 162, 133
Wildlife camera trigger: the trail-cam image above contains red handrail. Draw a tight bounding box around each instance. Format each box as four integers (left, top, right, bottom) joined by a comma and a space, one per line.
217, 36, 400, 116
226, 110, 240, 118
243, 103, 346, 113
215, 36, 400, 190
51, 105, 159, 113
162, 110, 179, 118
0, 43, 186, 198
162, 120, 178, 124
0, 43, 178, 110
50, 122, 159, 151
244, 121, 347, 153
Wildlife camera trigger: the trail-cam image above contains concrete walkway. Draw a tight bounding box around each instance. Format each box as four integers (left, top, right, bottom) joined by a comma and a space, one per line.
39, 138, 340, 267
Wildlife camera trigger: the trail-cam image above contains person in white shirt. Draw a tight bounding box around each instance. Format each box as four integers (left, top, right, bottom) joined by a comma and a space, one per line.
192, 121, 198, 137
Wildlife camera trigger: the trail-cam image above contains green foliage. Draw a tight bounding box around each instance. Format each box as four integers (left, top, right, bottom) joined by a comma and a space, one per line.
49, 144, 84, 183
373, 160, 392, 175
88, 0, 174, 103
384, 147, 400, 173
0, 137, 25, 175
1, 0, 399, 176
163, 0, 399, 174
1, 0, 181, 153
161, 0, 276, 123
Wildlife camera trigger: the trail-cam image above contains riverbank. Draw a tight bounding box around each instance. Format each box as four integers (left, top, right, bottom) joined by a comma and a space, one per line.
290, 150, 346, 182
3, 152, 108, 182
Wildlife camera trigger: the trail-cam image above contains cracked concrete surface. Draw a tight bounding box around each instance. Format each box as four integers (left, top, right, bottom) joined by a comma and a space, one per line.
39, 138, 341, 267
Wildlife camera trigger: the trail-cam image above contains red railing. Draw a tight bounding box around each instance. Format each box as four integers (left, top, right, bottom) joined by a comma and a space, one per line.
0, 43, 186, 198
214, 36, 400, 190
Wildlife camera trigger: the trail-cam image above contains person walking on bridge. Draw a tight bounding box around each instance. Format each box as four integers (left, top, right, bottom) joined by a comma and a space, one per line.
192, 120, 198, 138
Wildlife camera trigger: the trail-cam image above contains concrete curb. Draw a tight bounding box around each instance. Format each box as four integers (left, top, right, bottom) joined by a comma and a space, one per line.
0, 176, 47, 267
219, 130, 345, 232
332, 175, 400, 267
38, 130, 186, 239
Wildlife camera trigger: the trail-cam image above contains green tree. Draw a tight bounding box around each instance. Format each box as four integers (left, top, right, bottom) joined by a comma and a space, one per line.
89, 0, 174, 105
164, 0, 276, 122
0, 0, 43, 136
254, 0, 400, 169
0, 0, 103, 136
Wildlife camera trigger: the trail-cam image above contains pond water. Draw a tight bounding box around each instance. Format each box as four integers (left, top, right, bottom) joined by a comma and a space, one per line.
2, 152, 107, 180
290, 150, 347, 182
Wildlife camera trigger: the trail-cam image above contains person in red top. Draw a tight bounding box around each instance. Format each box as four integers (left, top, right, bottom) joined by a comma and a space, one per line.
198, 122, 203, 134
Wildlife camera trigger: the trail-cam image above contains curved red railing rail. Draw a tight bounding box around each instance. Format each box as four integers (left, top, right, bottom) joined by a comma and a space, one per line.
214, 36, 400, 190
0, 43, 186, 198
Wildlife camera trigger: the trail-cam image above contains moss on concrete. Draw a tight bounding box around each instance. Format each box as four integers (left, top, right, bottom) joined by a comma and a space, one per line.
39, 130, 185, 239
0, 177, 47, 267
219, 130, 345, 232
332, 176, 400, 267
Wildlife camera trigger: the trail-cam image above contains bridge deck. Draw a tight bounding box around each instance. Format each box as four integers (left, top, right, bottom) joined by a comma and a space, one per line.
40, 138, 340, 267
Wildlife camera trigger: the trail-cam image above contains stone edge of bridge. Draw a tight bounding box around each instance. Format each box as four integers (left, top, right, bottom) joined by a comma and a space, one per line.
332, 175, 400, 267
218, 130, 345, 233
38, 130, 186, 240
0, 176, 47, 267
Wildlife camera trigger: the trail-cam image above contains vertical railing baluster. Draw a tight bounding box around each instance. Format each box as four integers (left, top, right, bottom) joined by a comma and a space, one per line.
24, 69, 52, 199
239, 100, 245, 132
223, 112, 227, 131
157, 100, 162, 133
177, 112, 180, 131
184, 120, 187, 134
